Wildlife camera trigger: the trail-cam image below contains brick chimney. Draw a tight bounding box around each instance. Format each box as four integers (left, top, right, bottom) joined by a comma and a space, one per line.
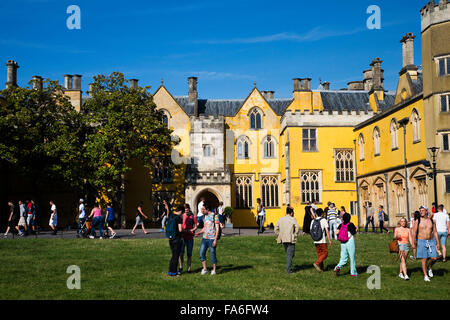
348, 81, 364, 91
32, 76, 43, 90
370, 58, 384, 92
188, 77, 198, 117
64, 74, 82, 112
401, 32, 416, 68
301, 78, 312, 91
6, 60, 19, 88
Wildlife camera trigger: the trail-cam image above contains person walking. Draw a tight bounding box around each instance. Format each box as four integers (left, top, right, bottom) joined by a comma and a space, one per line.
167, 206, 184, 277
28, 200, 37, 234
4, 202, 18, 237
160, 199, 169, 232
179, 204, 198, 273
217, 201, 225, 229
131, 202, 149, 235
195, 204, 220, 275
393, 217, 412, 280
334, 213, 358, 277
327, 203, 339, 240
17, 200, 28, 236
77, 199, 86, 235
378, 205, 389, 233
88, 203, 104, 239
275, 207, 300, 274
364, 202, 375, 233
410, 210, 421, 260
197, 197, 205, 228
105, 203, 117, 239
412, 206, 440, 282
256, 198, 266, 234
302, 201, 314, 235
338, 206, 347, 226
433, 204, 449, 262
49, 200, 58, 235
310, 208, 332, 272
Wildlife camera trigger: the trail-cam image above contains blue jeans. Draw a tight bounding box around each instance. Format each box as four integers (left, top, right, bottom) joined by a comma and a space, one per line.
335, 238, 357, 276
91, 217, 103, 237
365, 217, 375, 232
200, 238, 217, 265
329, 219, 338, 240
181, 238, 194, 257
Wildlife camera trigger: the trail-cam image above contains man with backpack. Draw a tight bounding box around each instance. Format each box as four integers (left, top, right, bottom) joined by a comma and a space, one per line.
166, 206, 184, 277
334, 213, 358, 277
310, 208, 332, 272
275, 206, 300, 274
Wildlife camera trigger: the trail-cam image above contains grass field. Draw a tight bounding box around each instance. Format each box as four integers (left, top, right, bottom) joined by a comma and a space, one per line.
0, 233, 449, 300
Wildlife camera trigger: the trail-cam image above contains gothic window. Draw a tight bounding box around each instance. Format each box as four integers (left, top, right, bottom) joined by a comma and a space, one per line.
335, 149, 354, 182
261, 175, 280, 208
302, 128, 317, 152
411, 109, 421, 143
263, 135, 275, 158
160, 109, 170, 129
358, 133, 365, 161
373, 127, 381, 156
390, 119, 399, 150
249, 108, 263, 130
300, 170, 322, 203
237, 136, 250, 159
235, 175, 253, 209
203, 145, 213, 157
392, 179, 406, 216
152, 158, 174, 184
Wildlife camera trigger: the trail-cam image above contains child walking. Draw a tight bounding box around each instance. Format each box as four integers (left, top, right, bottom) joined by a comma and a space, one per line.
334, 213, 358, 277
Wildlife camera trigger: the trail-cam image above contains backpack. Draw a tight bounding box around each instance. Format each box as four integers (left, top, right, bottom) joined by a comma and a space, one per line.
310, 218, 324, 241
165, 214, 178, 240
383, 212, 389, 221
338, 223, 350, 243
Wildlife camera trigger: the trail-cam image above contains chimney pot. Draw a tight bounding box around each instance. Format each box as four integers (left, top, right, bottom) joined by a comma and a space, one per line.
347, 81, 364, 91
64, 74, 73, 90
323, 82, 330, 90
130, 79, 138, 89
32, 76, 43, 90
293, 78, 302, 92
188, 77, 198, 116
370, 58, 384, 91
301, 78, 312, 91
72, 75, 82, 90
400, 32, 416, 68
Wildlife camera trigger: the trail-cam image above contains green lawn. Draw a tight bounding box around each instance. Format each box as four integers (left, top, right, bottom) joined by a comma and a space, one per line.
0, 234, 448, 300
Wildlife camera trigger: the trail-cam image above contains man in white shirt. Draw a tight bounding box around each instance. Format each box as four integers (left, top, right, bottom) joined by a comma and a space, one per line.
197, 197, 206, 228
49, 200, 57, 235
433, 204, 450, 262
78, 199, 86, 234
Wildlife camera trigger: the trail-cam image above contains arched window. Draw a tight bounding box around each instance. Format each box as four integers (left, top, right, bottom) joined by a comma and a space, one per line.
237, 136, 251, 159
263, 135, 276, 158
411, 109, 421, 143
249, 108, 263, 130
373, 127, 381, 156
358, 133, 365, 160
390, 119, 398, 150
162, 115, 169, 128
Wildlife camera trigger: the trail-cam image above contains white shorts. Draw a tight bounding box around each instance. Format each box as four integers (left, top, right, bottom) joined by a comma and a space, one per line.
18, 217, 27, 227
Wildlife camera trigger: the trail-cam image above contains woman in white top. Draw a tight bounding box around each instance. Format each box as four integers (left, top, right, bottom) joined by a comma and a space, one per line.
256, 198, 266, 234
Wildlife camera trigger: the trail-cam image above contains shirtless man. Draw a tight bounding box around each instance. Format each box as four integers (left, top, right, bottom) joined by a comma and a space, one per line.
412, 206, 440, 282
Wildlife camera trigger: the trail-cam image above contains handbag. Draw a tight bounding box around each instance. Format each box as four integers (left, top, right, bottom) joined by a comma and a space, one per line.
389, 240, 399, 262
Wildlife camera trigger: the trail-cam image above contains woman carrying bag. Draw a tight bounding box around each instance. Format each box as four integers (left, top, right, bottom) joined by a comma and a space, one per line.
393, 218, 412, 280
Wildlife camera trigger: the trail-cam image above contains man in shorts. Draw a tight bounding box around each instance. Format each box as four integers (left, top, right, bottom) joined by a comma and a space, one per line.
4, 202, 18, 237
412, 206, 440, 282
18, 200, 28, 236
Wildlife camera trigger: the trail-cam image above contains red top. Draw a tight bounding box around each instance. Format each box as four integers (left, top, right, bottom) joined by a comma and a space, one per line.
182, 213, 198, 240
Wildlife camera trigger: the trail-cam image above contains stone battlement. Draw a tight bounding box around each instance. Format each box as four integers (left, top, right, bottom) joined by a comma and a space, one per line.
420, 0, 450, 32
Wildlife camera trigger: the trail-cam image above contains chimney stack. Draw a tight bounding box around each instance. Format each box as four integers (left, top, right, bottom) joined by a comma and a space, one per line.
301, 78, 312, 91
266, 91, 274, 99
32, 76, 43, 90
88, 83, 93, 95
64, 74, 73, 90
72, 75, 82, 90
293, 78, 302, 91
363, 69, 373, 91
188, 77, 198, 117
323, 82, 330, 90
370, 58, 384, 91
6, 60, 19, 88
400, 32, 416, 68
130, 79, 138, 89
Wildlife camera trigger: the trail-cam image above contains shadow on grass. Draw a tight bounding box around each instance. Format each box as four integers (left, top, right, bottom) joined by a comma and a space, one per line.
189, 264, 253, 274
407, 267, 449, 277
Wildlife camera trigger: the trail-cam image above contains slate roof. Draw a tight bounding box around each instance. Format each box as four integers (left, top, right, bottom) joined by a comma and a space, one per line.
174, 96, 292, 117
319, 91, 371, 113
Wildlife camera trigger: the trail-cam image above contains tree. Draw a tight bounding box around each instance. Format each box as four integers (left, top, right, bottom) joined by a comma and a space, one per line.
0, 80, 86, 196
82, 72, 175, 223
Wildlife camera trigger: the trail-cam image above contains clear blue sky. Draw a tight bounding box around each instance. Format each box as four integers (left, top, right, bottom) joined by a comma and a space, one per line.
0, 0, 427, 99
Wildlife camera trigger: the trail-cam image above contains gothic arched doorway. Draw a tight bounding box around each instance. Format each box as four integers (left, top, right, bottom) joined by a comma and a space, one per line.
195, 189, 220, 213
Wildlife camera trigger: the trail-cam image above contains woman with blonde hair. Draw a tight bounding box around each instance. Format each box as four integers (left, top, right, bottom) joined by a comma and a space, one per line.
393, 217, 412, 280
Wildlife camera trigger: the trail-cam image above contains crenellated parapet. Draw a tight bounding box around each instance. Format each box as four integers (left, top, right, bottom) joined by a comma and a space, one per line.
421, 0, 450, 32
280, 109, 374, 131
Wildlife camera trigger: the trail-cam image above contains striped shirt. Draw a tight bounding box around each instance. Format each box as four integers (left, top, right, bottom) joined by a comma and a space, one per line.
327, 209, 338, 221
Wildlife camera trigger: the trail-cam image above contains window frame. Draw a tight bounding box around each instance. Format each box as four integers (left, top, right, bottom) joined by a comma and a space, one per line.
249, 107, 263, 130
373, 126, 381, 157
262, 135, 276, 159
302, 128, 318, 152
358, 133, 365, 161
390, 119, 399, 151
440, 93, 450, 113
334, 149, 355, 183
411, 109, 421, 144
235, 175, 254, 209
260, 175, 280, 208
236, 136, 251, 159
435, 55, 450, 77
299, 170, 322, 204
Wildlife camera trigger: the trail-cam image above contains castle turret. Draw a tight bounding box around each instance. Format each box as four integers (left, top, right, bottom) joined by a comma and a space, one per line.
5, 60, 19, 88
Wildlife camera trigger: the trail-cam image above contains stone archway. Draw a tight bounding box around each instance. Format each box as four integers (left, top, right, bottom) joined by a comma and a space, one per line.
195, 188, 221, 213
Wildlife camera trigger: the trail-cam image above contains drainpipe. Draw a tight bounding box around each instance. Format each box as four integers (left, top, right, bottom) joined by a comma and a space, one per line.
354, 139, 361, 228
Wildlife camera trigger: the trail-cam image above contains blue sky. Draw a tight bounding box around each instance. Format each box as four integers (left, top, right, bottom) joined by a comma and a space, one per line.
0, 0, 427, 99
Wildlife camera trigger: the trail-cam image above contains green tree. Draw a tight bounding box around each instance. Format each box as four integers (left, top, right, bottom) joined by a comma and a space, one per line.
82, 72, 174, 223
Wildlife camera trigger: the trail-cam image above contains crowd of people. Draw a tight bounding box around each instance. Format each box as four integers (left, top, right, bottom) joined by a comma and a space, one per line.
4, 199, 39, 237
275, 201, 449, 282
